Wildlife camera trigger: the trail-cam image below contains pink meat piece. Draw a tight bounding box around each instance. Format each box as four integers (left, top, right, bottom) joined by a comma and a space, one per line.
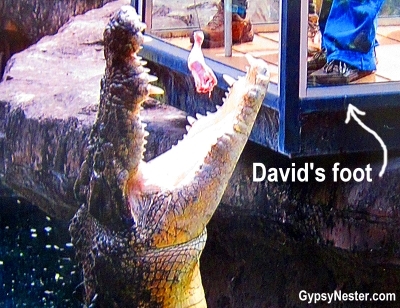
188, 31, 217, 96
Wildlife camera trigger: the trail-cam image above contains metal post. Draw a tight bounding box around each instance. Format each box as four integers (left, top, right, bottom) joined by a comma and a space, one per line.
224, 0, 232, 57
131, 0, 152, 33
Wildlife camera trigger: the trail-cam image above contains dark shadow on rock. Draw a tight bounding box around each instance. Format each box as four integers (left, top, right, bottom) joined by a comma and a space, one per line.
202, 206, 400, 308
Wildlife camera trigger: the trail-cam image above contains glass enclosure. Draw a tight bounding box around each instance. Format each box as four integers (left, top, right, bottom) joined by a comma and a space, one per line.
136, 0, 400, 156
138, 0, 400, 93
139, 0, 281, 85
303, 0, 400, 97
150, 0, 279, 34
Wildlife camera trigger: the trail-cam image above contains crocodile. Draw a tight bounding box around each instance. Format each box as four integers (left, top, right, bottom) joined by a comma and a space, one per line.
69, 5, 269, 307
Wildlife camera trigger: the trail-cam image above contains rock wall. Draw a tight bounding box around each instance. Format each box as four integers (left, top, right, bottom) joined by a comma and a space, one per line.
0, 0, 115, 78
0, 0, 187, 220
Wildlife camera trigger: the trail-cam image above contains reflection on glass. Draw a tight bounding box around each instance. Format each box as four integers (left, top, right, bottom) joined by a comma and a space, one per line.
151, 0, 279, 32
308, 0, 400, 87
149, 0, 281, 84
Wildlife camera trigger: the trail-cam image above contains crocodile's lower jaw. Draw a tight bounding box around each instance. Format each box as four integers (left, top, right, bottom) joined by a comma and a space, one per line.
70, 207, 208, 307
70, 5, 270, 307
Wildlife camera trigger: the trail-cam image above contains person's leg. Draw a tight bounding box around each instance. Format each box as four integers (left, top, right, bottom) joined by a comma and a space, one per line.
311, 0, 385, 84
308, 0, 322, 55
324, 0, 384, 71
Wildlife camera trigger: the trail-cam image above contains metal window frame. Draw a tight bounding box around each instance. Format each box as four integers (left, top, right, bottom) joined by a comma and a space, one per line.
135, 0, 400, 157
299, 1, 400, 99
267, 0, 400, 156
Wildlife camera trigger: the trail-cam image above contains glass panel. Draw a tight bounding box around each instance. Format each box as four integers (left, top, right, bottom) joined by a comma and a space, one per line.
306, 0, 400, 87
248, 0, 279, 24
150, 0, 279, 33
380, 0, 400, 17
147, 0, 280, 85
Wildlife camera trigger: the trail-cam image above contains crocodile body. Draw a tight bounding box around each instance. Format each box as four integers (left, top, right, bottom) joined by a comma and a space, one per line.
69, 5, 269, 307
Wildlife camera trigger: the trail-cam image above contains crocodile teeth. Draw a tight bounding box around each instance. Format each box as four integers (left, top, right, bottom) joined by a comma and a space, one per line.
147, 74, 158, 82
244, 53, 257, 65
147, 84, 164, 95
187, 116, 196, 125
140, 60, 148, 66
223, 74, 236, 87
143, 67, 151, 73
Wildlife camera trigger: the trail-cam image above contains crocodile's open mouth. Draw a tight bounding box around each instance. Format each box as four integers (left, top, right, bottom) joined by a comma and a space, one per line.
141, 53, 270, 191
70, 5, 270, 307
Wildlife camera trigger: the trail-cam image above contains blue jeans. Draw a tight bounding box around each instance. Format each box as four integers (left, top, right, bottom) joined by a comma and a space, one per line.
323, 0, 385, 71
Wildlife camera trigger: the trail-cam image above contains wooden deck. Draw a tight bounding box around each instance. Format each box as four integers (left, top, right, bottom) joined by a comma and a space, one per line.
165, 25, 400, 85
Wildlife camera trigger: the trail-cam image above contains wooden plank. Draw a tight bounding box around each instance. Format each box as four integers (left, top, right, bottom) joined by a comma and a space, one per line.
376, 25, 400, 42
165, 25, 400, 86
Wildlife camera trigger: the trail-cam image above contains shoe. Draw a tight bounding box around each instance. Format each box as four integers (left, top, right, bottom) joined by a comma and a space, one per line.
308, 13, 322, 56
190, 3, 254, 48
307, 49, 327, 72
309, 60, 373, 85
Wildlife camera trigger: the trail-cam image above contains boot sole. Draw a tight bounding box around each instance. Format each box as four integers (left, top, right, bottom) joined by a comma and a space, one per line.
310, 70, 373, 85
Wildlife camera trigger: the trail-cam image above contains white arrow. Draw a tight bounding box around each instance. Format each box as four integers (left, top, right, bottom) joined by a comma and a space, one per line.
345, 104, 387, 177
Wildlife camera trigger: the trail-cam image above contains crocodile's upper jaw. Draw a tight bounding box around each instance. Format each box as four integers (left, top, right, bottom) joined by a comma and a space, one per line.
127, 53, 270, 250
141, 54, 270, 191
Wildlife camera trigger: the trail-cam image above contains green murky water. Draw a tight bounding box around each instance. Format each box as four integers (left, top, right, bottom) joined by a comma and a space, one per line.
1, 197, 400, 307
0, 198, 81, 308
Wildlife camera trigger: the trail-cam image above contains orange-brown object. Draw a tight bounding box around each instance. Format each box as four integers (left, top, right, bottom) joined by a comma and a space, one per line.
0, 20, 30, 79
190, 3, 254, 48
